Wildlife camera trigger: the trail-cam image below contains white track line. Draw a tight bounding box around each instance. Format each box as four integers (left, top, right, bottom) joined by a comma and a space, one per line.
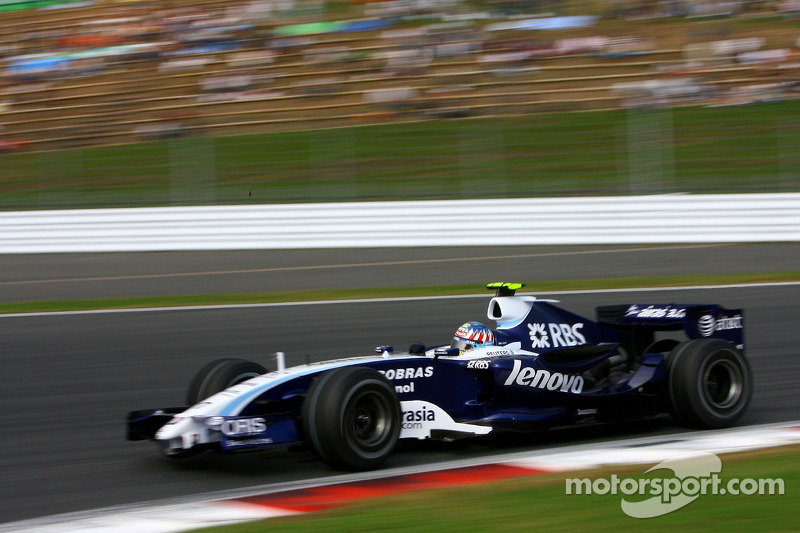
2, 281, 800, 318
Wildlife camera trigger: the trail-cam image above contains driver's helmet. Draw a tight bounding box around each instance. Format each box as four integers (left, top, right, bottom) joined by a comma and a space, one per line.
451, 322, 495, 352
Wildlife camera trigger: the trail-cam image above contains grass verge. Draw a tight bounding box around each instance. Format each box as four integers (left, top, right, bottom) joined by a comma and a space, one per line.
196, 444, 799, 533
2, 101, 799, 210
2, 271, 799, 314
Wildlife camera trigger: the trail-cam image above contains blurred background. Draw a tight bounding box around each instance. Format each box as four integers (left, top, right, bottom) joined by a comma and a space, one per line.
1, 0, 799, 210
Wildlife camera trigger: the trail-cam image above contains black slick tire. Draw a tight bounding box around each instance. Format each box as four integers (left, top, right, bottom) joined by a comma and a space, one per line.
185, 358, 267, 405
666, 339, 752, 428
302, 366, 401, 471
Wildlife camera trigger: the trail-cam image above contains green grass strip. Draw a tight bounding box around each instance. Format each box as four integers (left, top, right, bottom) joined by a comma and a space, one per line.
3, 271, 799, 314
195, 444, 799, 532
3, 101, 800, 210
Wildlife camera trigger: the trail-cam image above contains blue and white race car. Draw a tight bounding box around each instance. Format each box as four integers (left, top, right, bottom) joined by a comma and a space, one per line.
127, 282, 752, 470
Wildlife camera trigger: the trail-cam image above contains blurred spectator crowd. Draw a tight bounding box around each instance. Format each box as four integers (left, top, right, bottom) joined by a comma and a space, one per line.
1, 0, 799, 149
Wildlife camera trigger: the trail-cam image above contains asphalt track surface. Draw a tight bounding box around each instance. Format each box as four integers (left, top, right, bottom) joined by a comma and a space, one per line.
1, 244, 799, 525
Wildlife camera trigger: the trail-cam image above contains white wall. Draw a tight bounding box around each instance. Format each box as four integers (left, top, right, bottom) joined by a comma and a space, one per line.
1, 193, 798, 253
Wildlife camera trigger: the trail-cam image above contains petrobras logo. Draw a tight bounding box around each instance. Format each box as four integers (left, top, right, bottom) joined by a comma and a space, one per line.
379, 366, 434, 380
626, 305, 686, 319
528, 322, 586, 349
503, 359, 584, 394
698, 314, 743, 337
380, 366, 435, 395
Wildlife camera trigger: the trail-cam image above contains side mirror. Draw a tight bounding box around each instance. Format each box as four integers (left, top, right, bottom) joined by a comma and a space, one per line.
434, 347, 460, 358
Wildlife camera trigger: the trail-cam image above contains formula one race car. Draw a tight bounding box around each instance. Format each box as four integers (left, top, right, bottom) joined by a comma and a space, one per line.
127, 282, 752, 470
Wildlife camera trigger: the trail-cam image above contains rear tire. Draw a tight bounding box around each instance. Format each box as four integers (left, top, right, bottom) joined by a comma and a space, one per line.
185, 358, 267, 405
666, 339, 752, 428
303, 366, 401, 470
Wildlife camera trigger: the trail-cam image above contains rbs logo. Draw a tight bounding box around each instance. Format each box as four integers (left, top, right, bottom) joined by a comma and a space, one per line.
528, 322, 586, 349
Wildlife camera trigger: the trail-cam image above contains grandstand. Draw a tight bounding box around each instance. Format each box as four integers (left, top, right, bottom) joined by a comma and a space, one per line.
1, 0, 799, 150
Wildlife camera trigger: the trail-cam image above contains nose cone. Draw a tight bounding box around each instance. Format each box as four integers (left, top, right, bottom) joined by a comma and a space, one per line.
155, 416, 202, 451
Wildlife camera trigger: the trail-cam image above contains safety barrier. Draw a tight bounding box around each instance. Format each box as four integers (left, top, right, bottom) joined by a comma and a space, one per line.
1, 193, 798, 253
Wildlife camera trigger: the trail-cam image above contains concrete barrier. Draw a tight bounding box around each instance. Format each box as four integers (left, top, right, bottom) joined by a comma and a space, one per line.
1, 193, 798, 253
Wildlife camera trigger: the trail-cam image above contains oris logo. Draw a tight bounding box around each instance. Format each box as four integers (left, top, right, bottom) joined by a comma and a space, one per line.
221, 418, 267, 436
698, 314, 743, 337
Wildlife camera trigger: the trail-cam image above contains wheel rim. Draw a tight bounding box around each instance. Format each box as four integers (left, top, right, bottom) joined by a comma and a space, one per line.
346, 389, 393, 451
703, 356, 744, 409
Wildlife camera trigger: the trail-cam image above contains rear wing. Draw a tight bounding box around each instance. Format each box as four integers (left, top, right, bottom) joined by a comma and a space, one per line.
597, 304, 745, 351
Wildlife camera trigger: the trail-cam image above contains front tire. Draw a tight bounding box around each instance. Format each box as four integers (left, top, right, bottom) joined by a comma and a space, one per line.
302, 366, 401, 470
667, 339, 752, 428
185, 358, 267, 405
